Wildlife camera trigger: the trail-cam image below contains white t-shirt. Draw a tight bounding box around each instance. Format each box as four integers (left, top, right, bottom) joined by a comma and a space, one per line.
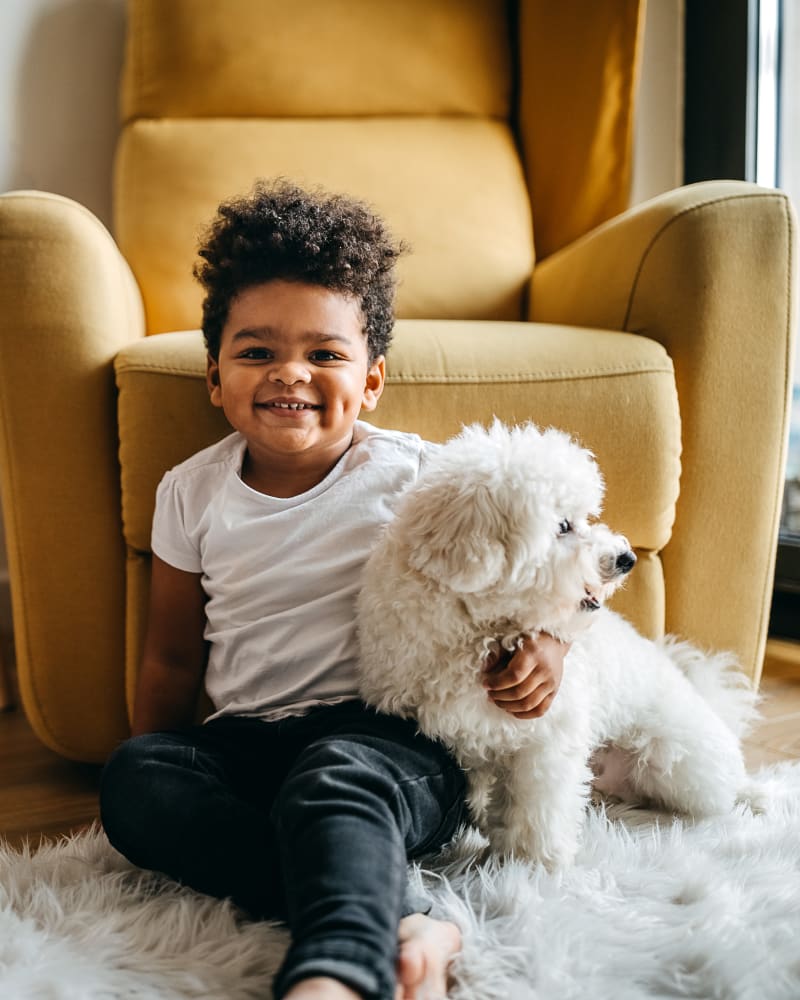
151, 420, 429, 722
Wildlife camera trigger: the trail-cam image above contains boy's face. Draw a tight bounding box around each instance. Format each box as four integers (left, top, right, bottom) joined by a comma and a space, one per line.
207, 280, 385, 477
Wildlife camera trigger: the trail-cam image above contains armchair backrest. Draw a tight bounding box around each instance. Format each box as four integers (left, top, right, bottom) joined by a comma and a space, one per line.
114, 0, 644, 335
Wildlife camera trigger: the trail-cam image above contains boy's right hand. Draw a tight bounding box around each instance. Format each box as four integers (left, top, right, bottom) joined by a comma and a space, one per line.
482, 632, 569, 720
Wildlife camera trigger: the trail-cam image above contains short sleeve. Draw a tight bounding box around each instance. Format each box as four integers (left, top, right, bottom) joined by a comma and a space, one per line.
150, 471, 203, 573
418, 437, 442, 475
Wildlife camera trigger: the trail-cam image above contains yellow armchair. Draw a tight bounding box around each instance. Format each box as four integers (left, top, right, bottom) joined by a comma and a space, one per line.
0, 0, 796, 762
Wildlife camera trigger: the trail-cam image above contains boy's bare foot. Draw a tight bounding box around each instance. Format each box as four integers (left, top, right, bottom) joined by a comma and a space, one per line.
281, 914, 461, 1000
395, 913, 462, 999
283, 977, 362, 1000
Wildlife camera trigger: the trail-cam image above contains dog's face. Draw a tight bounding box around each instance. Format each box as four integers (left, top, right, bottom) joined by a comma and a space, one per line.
395, 421, 636, 636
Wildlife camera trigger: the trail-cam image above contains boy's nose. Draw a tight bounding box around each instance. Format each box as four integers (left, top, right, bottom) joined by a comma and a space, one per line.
270, 362, 311, 385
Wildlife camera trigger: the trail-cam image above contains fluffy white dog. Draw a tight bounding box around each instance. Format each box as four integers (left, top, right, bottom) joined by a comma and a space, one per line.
357, 421, 759, 869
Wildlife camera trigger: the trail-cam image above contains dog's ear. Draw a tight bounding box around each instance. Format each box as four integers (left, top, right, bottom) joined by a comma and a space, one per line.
401, 481, 506, 593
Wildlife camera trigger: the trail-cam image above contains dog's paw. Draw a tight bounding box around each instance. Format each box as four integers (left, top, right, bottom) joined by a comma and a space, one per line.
735, 775, 780, 815
487, 824, 577, 870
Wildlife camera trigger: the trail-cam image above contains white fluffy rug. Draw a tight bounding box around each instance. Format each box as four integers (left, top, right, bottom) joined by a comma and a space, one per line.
2, 762, 800, 999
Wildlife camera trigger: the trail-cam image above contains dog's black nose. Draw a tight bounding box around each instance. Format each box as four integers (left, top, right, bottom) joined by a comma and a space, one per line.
616, 551, 637, 575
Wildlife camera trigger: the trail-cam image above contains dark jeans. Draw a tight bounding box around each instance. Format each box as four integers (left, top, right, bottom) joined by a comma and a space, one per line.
99, 700, 467, 1000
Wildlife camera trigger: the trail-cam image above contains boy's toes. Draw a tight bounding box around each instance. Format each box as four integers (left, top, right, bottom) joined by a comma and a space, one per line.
396, 913, 461, 999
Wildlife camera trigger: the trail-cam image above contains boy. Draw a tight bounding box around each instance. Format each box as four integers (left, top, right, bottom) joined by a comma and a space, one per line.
100, 180, 567, 1000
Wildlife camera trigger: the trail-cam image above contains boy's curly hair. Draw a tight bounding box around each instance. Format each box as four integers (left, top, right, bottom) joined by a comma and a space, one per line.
194, 179, 405, 361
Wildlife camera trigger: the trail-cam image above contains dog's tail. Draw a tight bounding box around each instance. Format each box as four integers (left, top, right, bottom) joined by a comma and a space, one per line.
657, 636, 762, 739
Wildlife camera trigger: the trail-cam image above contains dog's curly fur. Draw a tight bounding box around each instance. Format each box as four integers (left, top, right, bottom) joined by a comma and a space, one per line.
357, 422, 759, 869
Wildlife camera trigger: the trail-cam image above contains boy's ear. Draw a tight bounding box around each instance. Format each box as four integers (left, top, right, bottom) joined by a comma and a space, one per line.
206, 354, 222, 407
361, 355, 385, 412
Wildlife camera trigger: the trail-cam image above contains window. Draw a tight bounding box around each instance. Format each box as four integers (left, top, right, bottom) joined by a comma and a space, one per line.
766, 0, 800, 636
776, 3, 800, 538
685, 0, 799, 639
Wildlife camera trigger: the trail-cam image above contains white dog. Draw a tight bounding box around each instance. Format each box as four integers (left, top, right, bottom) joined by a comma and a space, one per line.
357, 421, 759, 869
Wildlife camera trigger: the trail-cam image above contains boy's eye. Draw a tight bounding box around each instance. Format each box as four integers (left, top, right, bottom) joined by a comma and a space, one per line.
310, 350, 343, 362
238, 347, 271, 360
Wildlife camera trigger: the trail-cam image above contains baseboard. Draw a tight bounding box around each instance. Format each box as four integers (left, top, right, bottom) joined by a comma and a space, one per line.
769, 588, 800, 642
771, 541, 800, 641
764, 636, 800, 678
0, 568, 11, 636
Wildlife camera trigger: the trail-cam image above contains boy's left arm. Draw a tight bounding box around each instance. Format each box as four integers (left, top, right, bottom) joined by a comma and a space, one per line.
482, 633, 569, 719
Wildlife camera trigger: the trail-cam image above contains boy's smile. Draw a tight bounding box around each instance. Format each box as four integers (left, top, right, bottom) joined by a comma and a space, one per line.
207, 279, 385, 496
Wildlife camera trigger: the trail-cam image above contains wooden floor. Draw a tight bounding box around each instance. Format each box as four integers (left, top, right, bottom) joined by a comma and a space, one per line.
741, 637, 800, 766
0, 638, 799, 852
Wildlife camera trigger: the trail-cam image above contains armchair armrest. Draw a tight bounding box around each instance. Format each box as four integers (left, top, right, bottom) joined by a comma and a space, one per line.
531, 180, 798, 682
0, 191, 146, 760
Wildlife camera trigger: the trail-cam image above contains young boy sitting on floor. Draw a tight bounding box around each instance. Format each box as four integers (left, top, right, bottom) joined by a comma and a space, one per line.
100, 180, 567, 1000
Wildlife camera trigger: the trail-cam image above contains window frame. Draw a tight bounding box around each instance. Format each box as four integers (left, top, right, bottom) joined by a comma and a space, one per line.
684, 0, 799, 640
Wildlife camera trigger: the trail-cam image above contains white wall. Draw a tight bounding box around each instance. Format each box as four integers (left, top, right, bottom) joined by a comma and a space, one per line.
0, 0, 684, 637
0, 0, 125, 226
632, 0, 685, 204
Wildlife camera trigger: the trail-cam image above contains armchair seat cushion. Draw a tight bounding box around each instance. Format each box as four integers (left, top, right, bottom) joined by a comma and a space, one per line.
115, 320, 680, 686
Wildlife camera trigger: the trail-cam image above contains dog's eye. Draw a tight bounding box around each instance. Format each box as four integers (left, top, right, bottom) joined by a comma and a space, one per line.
558, 519, 573, 535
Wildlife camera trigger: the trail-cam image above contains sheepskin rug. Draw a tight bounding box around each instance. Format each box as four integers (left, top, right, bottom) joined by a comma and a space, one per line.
2, 761, 800, 999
